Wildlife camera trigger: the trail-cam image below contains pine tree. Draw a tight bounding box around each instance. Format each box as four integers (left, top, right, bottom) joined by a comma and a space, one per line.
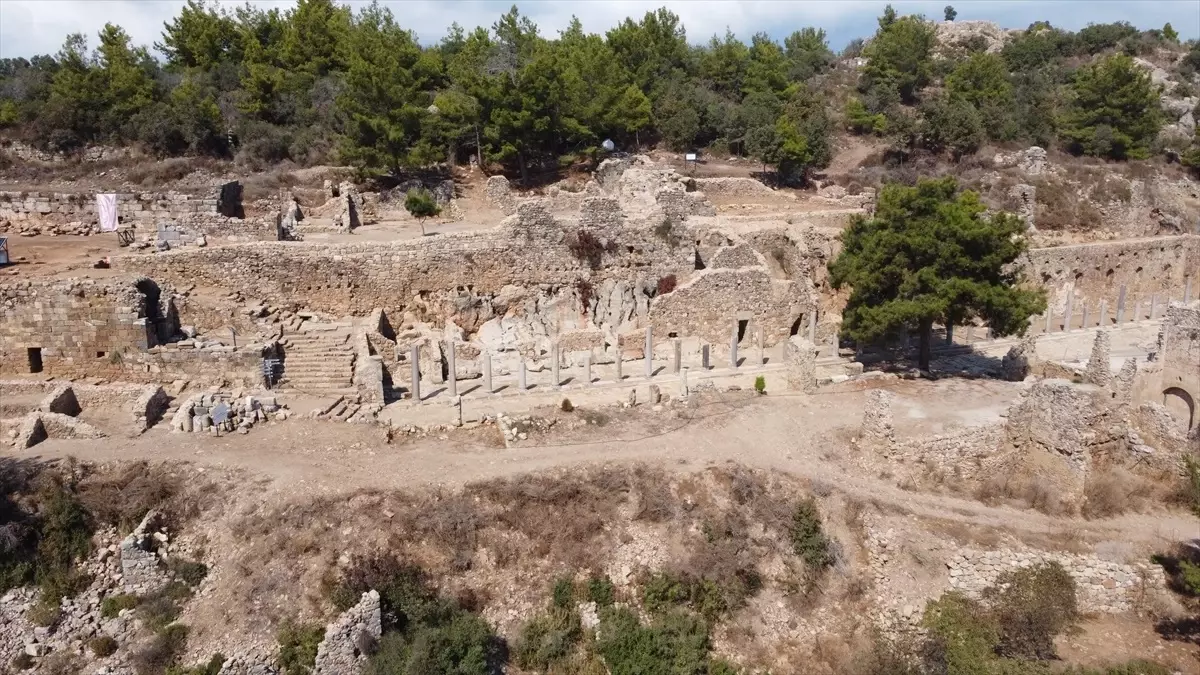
829, 177, 1045, 371
404, 189, 441, 236
1058, 53, 1162, 160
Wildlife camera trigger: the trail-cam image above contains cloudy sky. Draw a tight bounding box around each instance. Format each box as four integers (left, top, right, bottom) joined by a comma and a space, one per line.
1, 0, 1197, 59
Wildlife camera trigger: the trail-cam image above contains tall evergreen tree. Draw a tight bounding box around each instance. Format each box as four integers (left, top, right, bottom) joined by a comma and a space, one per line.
1058, 53, 1162, 160
829, 177, 1045, 371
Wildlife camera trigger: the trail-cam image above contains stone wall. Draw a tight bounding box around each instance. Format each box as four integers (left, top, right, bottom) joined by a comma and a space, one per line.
313, 590, 381, 675
947, 547, 1162, 613
648, 267, 809, 349
0, 187, 277, 241
1022, 235, 1199, 312
119, 511, 171, 594
122, 203, 696, 333
0, 140, 134, 163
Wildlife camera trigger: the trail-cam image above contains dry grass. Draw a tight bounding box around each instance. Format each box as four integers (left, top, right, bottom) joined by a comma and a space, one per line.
1081, 467, 1158, 519
124, 156, 224, 187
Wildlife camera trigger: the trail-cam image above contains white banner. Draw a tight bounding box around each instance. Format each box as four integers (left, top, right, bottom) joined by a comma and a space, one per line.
96, 193, 118, 232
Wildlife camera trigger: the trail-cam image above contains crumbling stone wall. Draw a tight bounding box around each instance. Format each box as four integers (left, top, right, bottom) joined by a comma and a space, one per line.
37, 384, 81, 416
0, 278, 155, 373
313, 590, 382, 675
785, 336, 817, 393
1136, 301, 1200, 433
1084, 330, 1112, 386
484, 175, 517, 215
119, 511, 171, 594
648, 268, 808, 349
0, 187, 274, 239
947, 547, 1163, 613
860, 389, 895, 451
1022, 234, 1198, 312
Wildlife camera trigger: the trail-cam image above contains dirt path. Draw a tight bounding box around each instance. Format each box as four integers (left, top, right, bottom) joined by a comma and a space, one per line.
11, 379, 1198, 553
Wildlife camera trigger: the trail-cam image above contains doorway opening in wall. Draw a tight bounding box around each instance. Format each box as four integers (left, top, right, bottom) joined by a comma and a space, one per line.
737, 319, 749, 343
790, 315, 804, 336
27, 348, 43, 373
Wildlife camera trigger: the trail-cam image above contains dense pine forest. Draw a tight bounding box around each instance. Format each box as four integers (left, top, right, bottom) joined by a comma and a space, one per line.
1, 0, 1198, 181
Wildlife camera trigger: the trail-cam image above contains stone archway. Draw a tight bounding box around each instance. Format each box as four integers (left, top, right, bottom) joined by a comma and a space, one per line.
1163, 387, 1196, 431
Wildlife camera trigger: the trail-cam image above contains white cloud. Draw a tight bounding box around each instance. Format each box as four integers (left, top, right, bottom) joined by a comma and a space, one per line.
1, 0, 1197, 59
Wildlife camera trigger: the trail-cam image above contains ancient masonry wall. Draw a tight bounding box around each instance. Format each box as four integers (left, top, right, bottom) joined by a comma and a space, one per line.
1022, 234, 1199, 311
313, 590, 382, 675
0, 279, 265, 384
0, 279, 154, 372
0, 189, 277, 240
947, 547, 1162, 613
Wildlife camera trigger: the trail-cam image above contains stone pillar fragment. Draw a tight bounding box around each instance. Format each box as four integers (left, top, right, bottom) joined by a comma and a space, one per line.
679, 366, 689, 398
1098, 300, 1108, 328
518, 361, 527, 392
785, 336, 817, 393
482, 352, 493, 394
672, 339, 682, 374
807, 312, 817, 343
756, 329, 764, 366
1081, 303, 1089, 330
861, 389, 895, 452
645, 327, 653, 380
1063, 295, 1073, 332
583, 354, 592, 386
730, 324, 739, 369
446, 340, 457, 397
551, 344, 560, 389
702, 344, 710, 370
410, 345, 421, 403
1116, 285, 1127, 323
1085, 330, 1111, 386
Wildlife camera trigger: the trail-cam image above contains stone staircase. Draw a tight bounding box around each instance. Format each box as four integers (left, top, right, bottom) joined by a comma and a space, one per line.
278, 326, 358, 396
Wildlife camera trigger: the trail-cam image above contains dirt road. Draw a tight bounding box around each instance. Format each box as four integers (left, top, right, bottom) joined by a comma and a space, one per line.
11, 378, 1198, 553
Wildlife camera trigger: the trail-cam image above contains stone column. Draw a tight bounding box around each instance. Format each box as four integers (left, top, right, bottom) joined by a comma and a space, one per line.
1098, 300, 1108, 328
1063, 295, 1073, 332
730, 324, 740, 369
482, 352, 493, 394
701, 344, 710, 370
756, 329, 764, 366
453, 396, 463, 427
679, 366, 689, 398
446, 340, 457, 397
614, 350, 623, 382
785, 337, 817, 394
1085, 330, 1111, 386
410, 344, 421, 403
1044, 310, 1052, 333
861, 389, 895, 452
1149, 295, 1157, 320
807, 312, 817, 343
1186, 277, 1193, 303
1116, 285, 1127, 324
672, 339, 682, 374
551, 343, 560, 389
518, 361, 527, 392
1081, 303, 1089, 330
583, 354, 592, 386
644, 327, 653, 380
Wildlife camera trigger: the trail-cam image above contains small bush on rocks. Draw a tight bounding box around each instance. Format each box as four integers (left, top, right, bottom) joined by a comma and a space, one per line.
596, 607, 720, 675
27, 597, 61, 627
169, 559, 208, 586
514, 607, 583, 671
643, 572, 729, 622
277, 621, 324, 675
561, 398, 575, 413
139, 582, 193, 632
754, 375, 766, 394
133, 623, 190, 675
587, 575, 615, 607
984, 562, 1078, 660
10, 653, 34, 671
552, 576, 576, 608
89, 634, 119, 657
790, 498, 834, 571
165, 653, 226, 675
101, 593, 139, 618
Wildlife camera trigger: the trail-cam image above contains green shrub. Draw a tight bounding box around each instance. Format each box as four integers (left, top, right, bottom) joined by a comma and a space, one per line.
366, 612, 494, 675
560, 398, 575, 412
27, 598, 61, 627
790, 498, 833, 571
277, 621, 324, 675
89, 635, 118, 657
1178, 456, 1200, 516
101, 593, 139, 618
139, 582, 193, 632
166, 653, 226, 675
586, 575, 615, 607
753, 376, 766, 394
596, 607, 714, 675
1178, 560, 1200, 595
514, 607, 582, 670
169, 559, 208, 586
133, 623, 190, 675
552, 576, 576, 609
10, 653, 34, 671
983, 562, 1078, 660
643, 572, 728, 622
922, 592, 1000, 673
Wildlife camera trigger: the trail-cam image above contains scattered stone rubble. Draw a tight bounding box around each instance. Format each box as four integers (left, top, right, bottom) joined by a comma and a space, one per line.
170, 392, 289, 434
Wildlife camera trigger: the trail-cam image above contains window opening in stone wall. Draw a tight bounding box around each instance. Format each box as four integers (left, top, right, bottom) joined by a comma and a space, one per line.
96, 351, 106, 359
790, 315, 804, 336
737, 319, 749, 342
27, 348, 43, 373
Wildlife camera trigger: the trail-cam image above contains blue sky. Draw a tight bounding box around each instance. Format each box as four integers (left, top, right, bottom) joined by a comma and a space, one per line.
1, 0, 1197, 59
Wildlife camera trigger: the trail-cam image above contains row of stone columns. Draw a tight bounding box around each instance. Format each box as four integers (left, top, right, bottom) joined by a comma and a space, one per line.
1038, 280, 1193, 335
407, 320, 776, 403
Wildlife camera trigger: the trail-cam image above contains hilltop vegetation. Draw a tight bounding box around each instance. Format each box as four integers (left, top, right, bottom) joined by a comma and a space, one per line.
0, 1, 1197, 181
